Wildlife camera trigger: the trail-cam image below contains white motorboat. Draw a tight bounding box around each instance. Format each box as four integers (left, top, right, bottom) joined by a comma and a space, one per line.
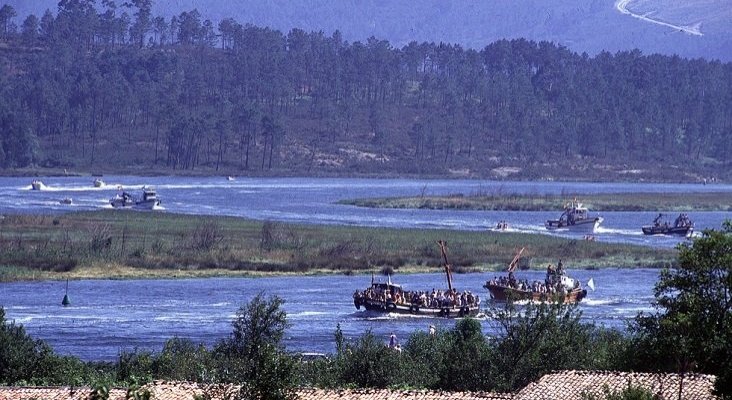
31, 180, 45, 190
110, 187, 161, 210
545, 199, 603, 232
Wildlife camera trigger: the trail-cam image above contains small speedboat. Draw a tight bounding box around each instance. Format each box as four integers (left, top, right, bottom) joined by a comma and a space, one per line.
59, 198, 73, 205
227, 176, 236, 181
93, 178, 105, 188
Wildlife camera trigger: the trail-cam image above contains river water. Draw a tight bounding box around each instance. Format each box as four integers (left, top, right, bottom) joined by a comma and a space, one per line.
2, 269, 656, 361
0, 176, 730, 361
2, 176, 731, 248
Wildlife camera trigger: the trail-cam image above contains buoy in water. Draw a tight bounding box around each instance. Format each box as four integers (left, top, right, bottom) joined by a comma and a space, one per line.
61, 279, 71, 306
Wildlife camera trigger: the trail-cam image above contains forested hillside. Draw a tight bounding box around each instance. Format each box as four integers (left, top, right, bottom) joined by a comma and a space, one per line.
0, 1, 730, 181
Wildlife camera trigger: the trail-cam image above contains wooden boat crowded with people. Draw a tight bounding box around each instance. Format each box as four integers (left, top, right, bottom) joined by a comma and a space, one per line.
353, 240, 481, 318
483, 248, 590, 303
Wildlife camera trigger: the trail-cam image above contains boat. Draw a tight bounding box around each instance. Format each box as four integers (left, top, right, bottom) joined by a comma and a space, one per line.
93, 178, 105, 188
31, 180, 45, 190
642, 213, 693, 236
110, 187, 161, 210
226, 176, 236, 181
59, 197, 73, 205
483, 248, 588, 303
135, 186, 161, 209
110, 191, 135, 208
353, 240, 481, 318
545, 199, 603, 232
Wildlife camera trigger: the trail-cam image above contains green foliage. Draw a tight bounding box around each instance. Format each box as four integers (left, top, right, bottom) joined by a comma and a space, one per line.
629, 221, 732, 398
332, 330, 399, 388
214, 293, 297, 400
154, 337, 213, 382
582, 383, 657, 400
0, 306, 55, 384
116, 350, 155, 384
489, 301, 596, 392
90, 383, 110, 400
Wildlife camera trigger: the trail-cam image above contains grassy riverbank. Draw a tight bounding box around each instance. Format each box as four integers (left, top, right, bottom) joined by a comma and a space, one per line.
0, 211, 675, 282
340, 191, 732, 211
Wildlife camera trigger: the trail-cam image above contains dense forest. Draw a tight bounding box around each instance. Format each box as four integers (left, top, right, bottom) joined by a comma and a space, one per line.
0, 1, 731, 180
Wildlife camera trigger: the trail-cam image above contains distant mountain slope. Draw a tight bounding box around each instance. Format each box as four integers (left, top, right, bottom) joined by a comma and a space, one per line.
6, 0, 731, 60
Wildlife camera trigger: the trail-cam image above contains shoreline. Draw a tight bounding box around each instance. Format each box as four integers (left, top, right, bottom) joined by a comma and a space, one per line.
2, 168, 726, 184
2, 261, 666, 283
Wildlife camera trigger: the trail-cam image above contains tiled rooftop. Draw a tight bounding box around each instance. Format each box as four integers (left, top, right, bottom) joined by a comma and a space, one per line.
516, 370, 717, 400
0, 371, 718, 400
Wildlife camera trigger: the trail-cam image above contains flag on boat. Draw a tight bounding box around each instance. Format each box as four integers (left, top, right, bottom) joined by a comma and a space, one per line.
587, 278, 595, 291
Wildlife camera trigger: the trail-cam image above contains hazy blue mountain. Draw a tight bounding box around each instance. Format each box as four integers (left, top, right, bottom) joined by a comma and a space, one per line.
7, 0, 731, 61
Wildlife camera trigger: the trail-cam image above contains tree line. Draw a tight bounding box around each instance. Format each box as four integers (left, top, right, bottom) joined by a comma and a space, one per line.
0, 1, 731, 178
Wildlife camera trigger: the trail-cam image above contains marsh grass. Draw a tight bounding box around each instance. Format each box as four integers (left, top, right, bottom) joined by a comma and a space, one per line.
0, 210, 675, 281
341, 192, 732, 211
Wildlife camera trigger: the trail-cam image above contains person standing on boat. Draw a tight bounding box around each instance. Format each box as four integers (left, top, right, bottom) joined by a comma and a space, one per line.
557, 259, 564, 275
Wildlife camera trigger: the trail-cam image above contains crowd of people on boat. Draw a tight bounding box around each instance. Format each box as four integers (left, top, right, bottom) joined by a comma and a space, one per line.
486, 261, 578, 294
354, 285, 480, 309
673, 213, 692, 228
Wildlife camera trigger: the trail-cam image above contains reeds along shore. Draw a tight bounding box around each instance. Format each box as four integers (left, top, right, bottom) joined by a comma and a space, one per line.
340, 192, 732, 211
0, 211, 674, 282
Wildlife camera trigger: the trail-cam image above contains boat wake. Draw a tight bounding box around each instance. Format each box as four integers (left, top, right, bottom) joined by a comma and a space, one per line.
595, 226, 642, 236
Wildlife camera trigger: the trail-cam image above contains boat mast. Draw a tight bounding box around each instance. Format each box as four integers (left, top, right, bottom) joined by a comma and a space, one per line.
507, 247, 526, 272
437, 240, 453, 292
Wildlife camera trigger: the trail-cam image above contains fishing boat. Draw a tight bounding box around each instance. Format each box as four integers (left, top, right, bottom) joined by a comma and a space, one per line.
545, 199, 603, 232
110, 187, 161, 210
483, 248, 590, 303
135, 186, 161, 209
642, 213, 693, 236
353, 240, 481, 318
31, 180, 45, 190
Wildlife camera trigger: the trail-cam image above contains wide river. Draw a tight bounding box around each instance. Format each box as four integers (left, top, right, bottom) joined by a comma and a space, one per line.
0, 176, 730, 361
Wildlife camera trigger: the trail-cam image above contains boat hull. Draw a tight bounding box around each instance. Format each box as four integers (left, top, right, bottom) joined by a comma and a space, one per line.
134, 199, 161, 210
642, 225, 692, 236
545, 217, 602, 232
354, 297, 480, 318
485, 284, 587, 304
